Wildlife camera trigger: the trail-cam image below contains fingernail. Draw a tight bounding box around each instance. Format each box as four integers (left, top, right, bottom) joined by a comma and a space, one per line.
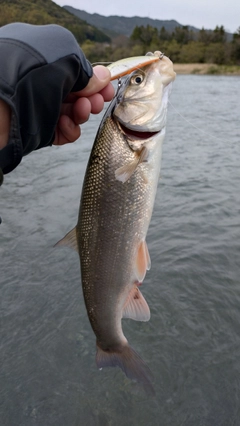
93, 65, 110, 81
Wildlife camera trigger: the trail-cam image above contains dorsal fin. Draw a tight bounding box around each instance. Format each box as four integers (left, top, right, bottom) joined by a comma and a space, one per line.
54, 227, 78, 252
122, 286, 150, 322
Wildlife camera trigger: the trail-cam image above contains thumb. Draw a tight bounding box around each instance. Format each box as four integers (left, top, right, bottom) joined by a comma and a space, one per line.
75, 65, 111, 97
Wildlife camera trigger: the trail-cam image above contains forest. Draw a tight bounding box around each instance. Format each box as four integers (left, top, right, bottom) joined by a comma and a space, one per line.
82, 25, 240, 65
0, 0, 110, 43
0, 0, 240, 67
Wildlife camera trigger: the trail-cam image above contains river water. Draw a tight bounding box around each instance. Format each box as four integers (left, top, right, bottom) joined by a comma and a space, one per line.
0, 75, 240, 425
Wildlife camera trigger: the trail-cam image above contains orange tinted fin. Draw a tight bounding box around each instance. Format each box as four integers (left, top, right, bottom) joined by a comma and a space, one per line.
54, 227, 78, 251
96, 343, 155, 396
135, 240, 151, 282
122, 286, 150, 321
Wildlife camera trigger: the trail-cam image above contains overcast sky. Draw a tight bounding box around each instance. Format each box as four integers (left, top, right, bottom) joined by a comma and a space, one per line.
54, 0, 240, 33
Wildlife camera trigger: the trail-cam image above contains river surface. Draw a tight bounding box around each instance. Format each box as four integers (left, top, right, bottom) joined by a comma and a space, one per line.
0, 75, 240, 426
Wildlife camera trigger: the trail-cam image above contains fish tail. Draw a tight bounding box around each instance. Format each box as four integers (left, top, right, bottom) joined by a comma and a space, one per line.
96, 343, 155, 396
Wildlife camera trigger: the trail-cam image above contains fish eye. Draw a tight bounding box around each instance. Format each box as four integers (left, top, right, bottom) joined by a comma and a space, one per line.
131, 74, 144, 85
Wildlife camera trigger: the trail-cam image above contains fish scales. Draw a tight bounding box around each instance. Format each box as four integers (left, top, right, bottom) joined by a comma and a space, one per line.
78, 114, 159, 347
57, 52, 176, 395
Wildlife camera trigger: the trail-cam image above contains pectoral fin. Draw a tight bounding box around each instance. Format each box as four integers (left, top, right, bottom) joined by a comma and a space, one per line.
115, 146, 149, 183
54, 227, 78, 251
115, 160, 138, 183
122, 286, 150, 321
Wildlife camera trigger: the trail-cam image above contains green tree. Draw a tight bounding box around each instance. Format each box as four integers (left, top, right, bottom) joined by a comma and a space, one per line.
130, 25, 158, 47
211, 25, 226, 43
198, 27, 212, 44
164, 39, 181, 62
179, 41, 205, 63
231, 27, 240, 63
205, 43, 226, 64
172, 26, 194, 45
159, 26, 171, 41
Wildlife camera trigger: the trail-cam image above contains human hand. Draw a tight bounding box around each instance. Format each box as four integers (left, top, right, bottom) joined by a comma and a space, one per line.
0, 65, 115, 151
53, 65, 115, 146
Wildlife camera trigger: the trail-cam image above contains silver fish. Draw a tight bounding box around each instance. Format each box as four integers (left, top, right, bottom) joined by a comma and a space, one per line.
57, 52, 176, 395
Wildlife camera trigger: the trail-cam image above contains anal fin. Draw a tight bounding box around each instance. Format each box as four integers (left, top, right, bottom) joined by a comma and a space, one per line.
122, 286, 150, 322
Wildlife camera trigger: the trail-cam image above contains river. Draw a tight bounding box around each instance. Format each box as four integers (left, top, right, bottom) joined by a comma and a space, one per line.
0, 75, 240, 425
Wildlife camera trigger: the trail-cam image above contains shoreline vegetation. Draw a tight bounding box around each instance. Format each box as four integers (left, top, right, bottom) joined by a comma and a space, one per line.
1, 0, 240, 75
81, 24, 240, 75
173, 63, 240, 75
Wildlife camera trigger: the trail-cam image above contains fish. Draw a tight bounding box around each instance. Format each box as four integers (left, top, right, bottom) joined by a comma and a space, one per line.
56, 51, 176, 395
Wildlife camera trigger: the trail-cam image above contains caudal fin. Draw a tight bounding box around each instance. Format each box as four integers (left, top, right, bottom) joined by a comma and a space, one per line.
96, 343, 155, 396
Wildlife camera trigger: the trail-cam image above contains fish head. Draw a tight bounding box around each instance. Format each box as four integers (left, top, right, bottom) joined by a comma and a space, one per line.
113, 51, 176, 135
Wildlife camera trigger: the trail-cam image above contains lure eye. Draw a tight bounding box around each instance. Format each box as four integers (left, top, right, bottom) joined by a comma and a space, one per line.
131, 74, 144, 85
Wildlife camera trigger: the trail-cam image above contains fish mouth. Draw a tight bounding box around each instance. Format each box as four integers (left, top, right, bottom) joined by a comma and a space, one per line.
119, 122, 160, 140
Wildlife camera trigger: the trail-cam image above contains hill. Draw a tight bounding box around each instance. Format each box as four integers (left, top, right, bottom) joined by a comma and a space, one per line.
0, 0, 110, 43
63, 6, 199, 38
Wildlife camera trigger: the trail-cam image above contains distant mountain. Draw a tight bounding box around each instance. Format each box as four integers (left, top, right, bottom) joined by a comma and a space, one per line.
64, 6, 199, 38
0, 0, 110, 43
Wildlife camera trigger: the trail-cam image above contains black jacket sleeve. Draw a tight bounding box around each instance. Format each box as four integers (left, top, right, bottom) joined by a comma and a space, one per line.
0, 23, 93, 176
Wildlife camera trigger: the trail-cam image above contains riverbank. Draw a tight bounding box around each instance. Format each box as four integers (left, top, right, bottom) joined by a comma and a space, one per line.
173, 63, 240, 75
